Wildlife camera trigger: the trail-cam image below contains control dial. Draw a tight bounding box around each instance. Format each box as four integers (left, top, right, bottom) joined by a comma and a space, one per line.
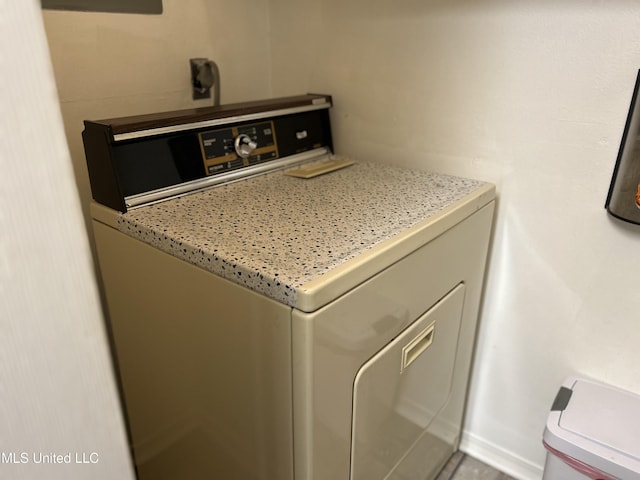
234, 134, 258, 159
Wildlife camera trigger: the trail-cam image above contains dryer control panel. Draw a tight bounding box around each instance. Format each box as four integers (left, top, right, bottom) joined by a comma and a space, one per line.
82, 94, 333, 212
199, 121, 278, 175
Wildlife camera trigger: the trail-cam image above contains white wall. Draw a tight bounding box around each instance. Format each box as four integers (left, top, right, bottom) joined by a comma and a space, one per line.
42, 0, 272, 224
1, 1, 134, 479
39, 1, 640, 478
269, 1, 640, 478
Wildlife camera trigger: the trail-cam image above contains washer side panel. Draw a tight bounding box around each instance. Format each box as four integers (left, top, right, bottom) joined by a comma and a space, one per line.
93, 220, 294, 480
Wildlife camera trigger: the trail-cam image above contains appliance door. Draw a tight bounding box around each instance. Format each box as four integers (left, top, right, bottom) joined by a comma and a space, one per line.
350, 283, 465, 480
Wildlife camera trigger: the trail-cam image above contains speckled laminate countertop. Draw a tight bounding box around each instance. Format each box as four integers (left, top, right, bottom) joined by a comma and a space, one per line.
116, 161, 491, 308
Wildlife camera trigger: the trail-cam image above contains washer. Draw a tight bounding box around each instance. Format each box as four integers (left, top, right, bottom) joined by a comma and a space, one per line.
84, 95, 495, 480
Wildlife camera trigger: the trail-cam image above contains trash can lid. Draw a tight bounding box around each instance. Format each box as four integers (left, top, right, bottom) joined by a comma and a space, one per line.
543, 377, 640, 479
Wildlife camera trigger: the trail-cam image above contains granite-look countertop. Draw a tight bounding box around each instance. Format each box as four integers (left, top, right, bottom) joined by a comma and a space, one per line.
117, 161, 487, 308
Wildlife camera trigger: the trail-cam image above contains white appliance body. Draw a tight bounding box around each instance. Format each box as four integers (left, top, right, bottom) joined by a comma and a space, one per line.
85, 95, 495, 480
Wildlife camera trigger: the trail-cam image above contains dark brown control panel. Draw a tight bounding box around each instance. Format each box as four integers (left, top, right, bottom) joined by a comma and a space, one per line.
82, 94, 333, 212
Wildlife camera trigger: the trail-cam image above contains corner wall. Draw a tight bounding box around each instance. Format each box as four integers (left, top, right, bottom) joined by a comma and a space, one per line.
2, 1, 134, 478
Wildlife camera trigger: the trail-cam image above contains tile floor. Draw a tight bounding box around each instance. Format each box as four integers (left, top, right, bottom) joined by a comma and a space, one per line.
437, 452, 516, 480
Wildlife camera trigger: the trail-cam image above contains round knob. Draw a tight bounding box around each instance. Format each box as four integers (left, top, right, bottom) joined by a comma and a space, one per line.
234, 134, 258, 158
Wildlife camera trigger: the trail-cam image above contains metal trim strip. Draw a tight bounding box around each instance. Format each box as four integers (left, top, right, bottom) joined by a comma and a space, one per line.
113, 103, 331, 142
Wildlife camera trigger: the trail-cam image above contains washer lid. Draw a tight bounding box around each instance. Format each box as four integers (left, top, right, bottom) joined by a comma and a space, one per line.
559, 378, 640, 459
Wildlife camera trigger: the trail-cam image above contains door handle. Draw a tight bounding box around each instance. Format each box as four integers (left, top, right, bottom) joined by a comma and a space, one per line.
401, 322, 435, 373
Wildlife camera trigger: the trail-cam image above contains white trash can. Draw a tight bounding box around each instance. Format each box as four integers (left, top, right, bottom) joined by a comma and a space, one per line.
542, 377, 640, 480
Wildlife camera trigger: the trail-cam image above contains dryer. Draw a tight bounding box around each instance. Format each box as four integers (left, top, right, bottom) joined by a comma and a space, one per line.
83, 94, 495, 480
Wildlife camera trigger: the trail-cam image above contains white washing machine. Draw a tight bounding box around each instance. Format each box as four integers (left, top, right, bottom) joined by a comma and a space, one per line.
84, 95, 495, 480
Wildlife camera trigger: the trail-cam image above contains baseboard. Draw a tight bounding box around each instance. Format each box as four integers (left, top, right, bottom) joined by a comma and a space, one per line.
459, 430, 544, 480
